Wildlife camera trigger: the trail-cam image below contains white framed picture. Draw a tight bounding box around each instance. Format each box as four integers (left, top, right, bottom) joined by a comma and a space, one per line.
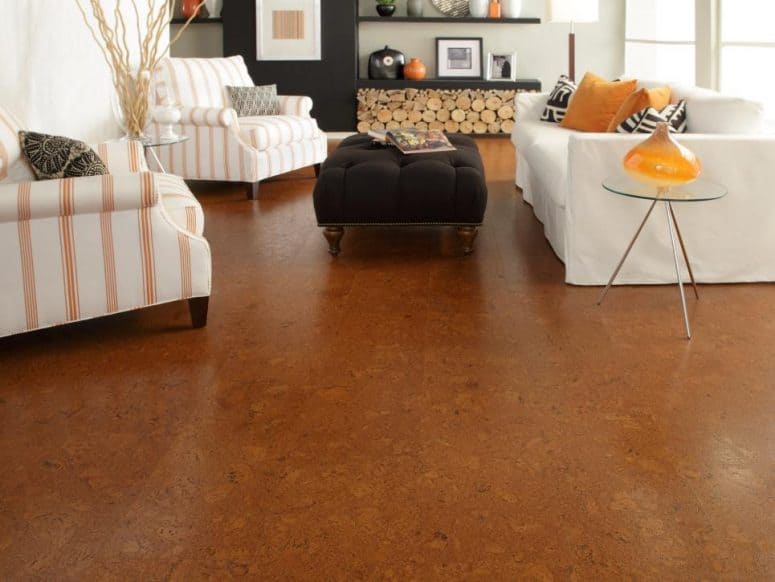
436, 37, 483, 79
486, 51, 517, 81
256, 0, 321, 61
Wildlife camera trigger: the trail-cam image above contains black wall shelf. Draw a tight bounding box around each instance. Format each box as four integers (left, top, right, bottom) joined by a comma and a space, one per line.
358, 16, 541, 24
357, 79, 541, 91
171, 17, 223, 24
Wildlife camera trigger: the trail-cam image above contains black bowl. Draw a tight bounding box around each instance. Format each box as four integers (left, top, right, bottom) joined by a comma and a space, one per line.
376, 4, 396, 17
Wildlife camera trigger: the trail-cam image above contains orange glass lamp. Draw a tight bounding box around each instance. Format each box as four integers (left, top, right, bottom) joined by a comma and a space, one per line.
623, 122, 701, 193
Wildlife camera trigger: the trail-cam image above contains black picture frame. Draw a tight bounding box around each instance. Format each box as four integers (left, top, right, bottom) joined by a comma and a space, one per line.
435, 37, 484, 80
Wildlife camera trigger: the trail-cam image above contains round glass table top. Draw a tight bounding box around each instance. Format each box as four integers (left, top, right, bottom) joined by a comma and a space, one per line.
141, 135, 190, 148
602, 174, 727, 203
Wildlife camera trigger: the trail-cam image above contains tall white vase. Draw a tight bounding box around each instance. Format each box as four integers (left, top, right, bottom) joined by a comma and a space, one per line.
205, 0, 223, 18
469, 0, 488, 18
501, 0, 522, 18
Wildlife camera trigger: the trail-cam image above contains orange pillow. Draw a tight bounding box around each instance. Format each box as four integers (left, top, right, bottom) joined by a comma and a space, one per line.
606, 86, 672, 132
560, 73, 638, 132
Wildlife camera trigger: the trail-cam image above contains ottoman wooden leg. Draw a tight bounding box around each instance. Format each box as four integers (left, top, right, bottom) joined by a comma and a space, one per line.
323, 227, 344, 256
457, 226, 478, 255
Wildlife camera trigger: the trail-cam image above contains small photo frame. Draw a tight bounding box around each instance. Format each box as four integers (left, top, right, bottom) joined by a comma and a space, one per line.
487, 51, 517, 81
436, 37, 483, 79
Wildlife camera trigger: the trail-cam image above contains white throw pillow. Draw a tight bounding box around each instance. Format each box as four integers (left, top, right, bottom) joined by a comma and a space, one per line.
684, 90, 765, 134
631, 79, 766, 134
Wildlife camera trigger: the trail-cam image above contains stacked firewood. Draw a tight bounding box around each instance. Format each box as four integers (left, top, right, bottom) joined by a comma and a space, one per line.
356, 88, 529, 135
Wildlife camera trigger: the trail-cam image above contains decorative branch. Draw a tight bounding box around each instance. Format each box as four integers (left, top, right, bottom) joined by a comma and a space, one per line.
74, 0, 206, 137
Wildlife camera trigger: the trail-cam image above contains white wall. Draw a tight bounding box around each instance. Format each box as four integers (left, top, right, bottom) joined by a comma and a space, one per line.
358, 0, 625, 89
170, 24, 224, 58
0, 0, 154, 142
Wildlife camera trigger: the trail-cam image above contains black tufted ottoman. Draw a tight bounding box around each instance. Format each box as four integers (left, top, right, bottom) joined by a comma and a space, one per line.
313, 134, 488, 255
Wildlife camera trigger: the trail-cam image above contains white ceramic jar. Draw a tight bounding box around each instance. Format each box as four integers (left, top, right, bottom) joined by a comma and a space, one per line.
153, 99, 182, 141
205, 0, 223, 18
407, 0, 423, 17
469, 0, 488, 18
501, 0, 522, 18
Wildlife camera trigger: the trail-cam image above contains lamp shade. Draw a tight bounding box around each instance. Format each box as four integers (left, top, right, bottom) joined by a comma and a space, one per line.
548, 0, 599, 23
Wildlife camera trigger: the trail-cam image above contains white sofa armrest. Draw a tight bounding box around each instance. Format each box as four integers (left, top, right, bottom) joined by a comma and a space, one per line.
178, 106, 239, 128
0, 172, 158, 224
515, 92, 550, 124
278, 95, 313, 118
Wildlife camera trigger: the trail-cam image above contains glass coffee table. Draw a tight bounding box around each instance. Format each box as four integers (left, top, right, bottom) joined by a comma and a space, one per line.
598, 174, 727, 339
141, 135, 189, 174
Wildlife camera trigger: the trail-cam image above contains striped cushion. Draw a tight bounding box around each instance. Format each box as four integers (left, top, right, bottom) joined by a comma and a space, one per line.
278, 95, 314, 118
240, 115, 321, 151
155, 56, 254, 108
0, 106, 35, 183
178, 107, 238, 127
616, 100, 688, 134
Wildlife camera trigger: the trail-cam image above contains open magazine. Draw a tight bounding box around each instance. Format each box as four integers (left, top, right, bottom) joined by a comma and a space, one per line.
369, 129, 457, 155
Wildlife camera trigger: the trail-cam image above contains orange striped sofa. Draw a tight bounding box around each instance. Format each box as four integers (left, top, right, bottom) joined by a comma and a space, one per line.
0, 106, 212, 338
150, 56, 328, 200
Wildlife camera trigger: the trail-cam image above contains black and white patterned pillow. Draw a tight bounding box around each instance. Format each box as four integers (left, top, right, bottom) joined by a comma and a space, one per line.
226, 84, 280, 117
616, 100, 688, 134
18, 131, 108, 180
541, 75, 577, 123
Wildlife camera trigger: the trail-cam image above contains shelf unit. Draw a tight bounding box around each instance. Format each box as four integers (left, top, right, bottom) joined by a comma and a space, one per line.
358, 16, 541, 24
357, 79, 541, 91
355, 7, 543, 134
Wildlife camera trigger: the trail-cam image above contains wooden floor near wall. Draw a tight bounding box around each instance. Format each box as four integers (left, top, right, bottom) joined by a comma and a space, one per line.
0, 138, 773, 580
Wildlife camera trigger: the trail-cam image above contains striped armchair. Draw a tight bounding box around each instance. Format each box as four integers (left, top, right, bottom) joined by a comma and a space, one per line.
151, 56, 328, 199
0, 106, 211, 339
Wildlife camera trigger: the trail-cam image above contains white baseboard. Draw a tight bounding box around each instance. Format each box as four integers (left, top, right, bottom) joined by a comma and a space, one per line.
326, 132, 357, 140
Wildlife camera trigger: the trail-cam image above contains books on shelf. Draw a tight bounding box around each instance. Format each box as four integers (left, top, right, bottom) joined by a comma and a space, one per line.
368, 128, 456, 155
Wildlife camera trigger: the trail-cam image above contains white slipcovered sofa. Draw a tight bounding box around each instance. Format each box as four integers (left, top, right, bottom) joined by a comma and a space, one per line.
150, 55, 327, 200
512, 82, 775, 285
0, 105, 211, 338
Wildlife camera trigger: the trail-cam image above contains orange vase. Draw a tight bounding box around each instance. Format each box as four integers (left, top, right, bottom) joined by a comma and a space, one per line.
623, 122, 701, 189
403, 58, 427, 81
489, 0, 501, 18
182, 0, 201, 19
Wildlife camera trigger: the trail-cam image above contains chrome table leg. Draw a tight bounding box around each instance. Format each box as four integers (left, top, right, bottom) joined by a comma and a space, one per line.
666, 202, 692, 339
598, 198, 659, 305
148, 147, 166, 173
668, 202, 699, 300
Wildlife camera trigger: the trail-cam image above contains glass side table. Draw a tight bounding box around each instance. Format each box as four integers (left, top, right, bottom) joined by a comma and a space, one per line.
141, 135, 189, 174
598, 174, 728, 339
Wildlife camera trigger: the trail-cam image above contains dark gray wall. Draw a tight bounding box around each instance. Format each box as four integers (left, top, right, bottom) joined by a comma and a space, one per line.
223, 1, 358, 132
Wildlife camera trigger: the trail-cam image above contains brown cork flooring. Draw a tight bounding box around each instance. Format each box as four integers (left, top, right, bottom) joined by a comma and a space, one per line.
1, 138, 773, 580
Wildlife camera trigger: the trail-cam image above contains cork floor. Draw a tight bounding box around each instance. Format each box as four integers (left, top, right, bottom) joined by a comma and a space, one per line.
1, 138, 773, 580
